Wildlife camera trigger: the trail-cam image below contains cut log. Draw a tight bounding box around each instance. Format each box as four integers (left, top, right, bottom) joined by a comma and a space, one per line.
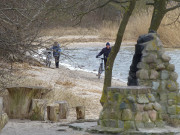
0, 97, 3, 114
47, 104, 59, 122
56, 101, 68, 119
30, 99, 47, 121
76, 106, 85, 120
0, 113, 8, 131
6, 86, 51, 119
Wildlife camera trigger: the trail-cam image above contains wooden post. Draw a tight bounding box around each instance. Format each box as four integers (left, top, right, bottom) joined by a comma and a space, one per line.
76, 106, 85, 120
56, 101, 68, 119
47, 104, 59, 122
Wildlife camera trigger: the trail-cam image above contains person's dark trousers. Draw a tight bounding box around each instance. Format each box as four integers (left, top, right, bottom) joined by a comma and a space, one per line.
54, 56, 60, 68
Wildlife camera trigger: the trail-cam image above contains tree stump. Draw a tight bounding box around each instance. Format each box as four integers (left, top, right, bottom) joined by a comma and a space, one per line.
56, 101, 68, 119
30, 99, 47, 121
6, 86, 51, 119
76, 106, 85, 120
47, 104, 59, 122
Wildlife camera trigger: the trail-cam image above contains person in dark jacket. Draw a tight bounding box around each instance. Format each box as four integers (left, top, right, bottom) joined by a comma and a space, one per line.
96, 42, 111, 66
50, 41, 61, 68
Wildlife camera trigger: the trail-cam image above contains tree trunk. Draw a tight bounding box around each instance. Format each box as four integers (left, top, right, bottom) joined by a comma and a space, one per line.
149, 0, 167, 32
100, 0, 137, 105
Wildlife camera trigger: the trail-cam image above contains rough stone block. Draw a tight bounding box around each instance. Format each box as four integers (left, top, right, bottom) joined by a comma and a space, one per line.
137, 62, 148, 69
136, 69, 149, 80
170, 72, 178, 81
167, 81, 178, 91
148, 110, 157, 122
155, 120, 165, 128
167, 64, 175, 71
135, 112, 143, 121
168, 105, 176, 115
160, 81, 167, 91
124, 121, 135, 130
161, 54, 171, 62
137, 94, 149, 104
142, 112, 150, 122
30, 99, 47, 121
161, 70, 169, 80
144, 103, 153, 111
152, 82, 160, 90
150, 70, 159, 80
136, 104, 145, 112
147, 94, 155, 102
153, 102, 162, 112
118, 120, 124, 128
159, 93, 167, 101
103, 119, 118, 128
156, 64, 165, 71
176, 106, 180, 114
144, 122, 155, 128
168, 92, 177, 100
122, 109, 132, 121
135, 121, 144, 128
145, 54, 157, 63
168, 100, 176, 106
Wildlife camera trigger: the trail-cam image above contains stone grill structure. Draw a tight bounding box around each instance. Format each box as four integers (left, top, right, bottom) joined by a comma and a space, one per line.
98, 86, 164, 131
128, 33, 180, 119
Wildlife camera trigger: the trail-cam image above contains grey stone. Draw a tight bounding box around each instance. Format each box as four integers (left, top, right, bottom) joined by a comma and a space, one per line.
103, 119, 118, 128
142, 112, 150, 122
135, 121, 144, 128
120, 102, 127, 110
156, 64, 165, 71
127, 96, 135, 103
168, 100, 176, 106
124, 121, 135, 130
153, 102, 162, 112
144, 122, 155, 128
155, 120, 165, 128
148, 110, 157, 122
118, 120, 124, 128
150, 70, 159, 80
161, 70, 169, 80
145, 42, 158, 51
135, 112, 143, 121
159, 93, 167, 101
152, 82, 160, 90
167, 64, 175, 71
168, 92, 177, 100
167, 81, 178, 91
122, 109, 132, 121
160, 81, 167, 91
161, 54, 171, 62
145, 54, 157, 63
137, 62, 148, 69
170, 72, 178, 81
136, 69, 149, 80
147, 94, 156, 102
167, 105, 176, 115
137, 94, 149, 104
144, 103, 153, 111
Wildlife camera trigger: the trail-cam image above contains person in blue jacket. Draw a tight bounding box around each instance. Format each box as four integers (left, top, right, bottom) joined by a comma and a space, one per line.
51, 42, 61, 68
96, 42, 111, 66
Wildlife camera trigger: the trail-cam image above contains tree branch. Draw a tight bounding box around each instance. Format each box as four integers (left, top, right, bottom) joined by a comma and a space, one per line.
165, 3, 180, 12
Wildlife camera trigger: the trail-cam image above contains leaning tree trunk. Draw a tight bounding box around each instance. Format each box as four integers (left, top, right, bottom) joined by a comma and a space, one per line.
100, 0, 137, 105
149, 0, 167, 32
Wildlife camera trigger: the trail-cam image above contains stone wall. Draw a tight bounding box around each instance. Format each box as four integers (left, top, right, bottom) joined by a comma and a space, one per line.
98, 86, 164, 131
128, 33, 180, 120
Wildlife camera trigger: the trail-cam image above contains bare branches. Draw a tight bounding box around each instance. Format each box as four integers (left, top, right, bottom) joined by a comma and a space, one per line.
165, 2, 180, 12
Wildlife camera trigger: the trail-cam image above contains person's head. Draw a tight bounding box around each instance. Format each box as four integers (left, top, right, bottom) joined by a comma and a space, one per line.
106, 42, 110, 49
54, 41, 58, 46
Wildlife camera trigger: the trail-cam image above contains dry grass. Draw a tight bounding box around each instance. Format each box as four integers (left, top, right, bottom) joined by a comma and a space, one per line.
41, 27, 98, 37
99, 8, 180, 48
55, 80, 76, 87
